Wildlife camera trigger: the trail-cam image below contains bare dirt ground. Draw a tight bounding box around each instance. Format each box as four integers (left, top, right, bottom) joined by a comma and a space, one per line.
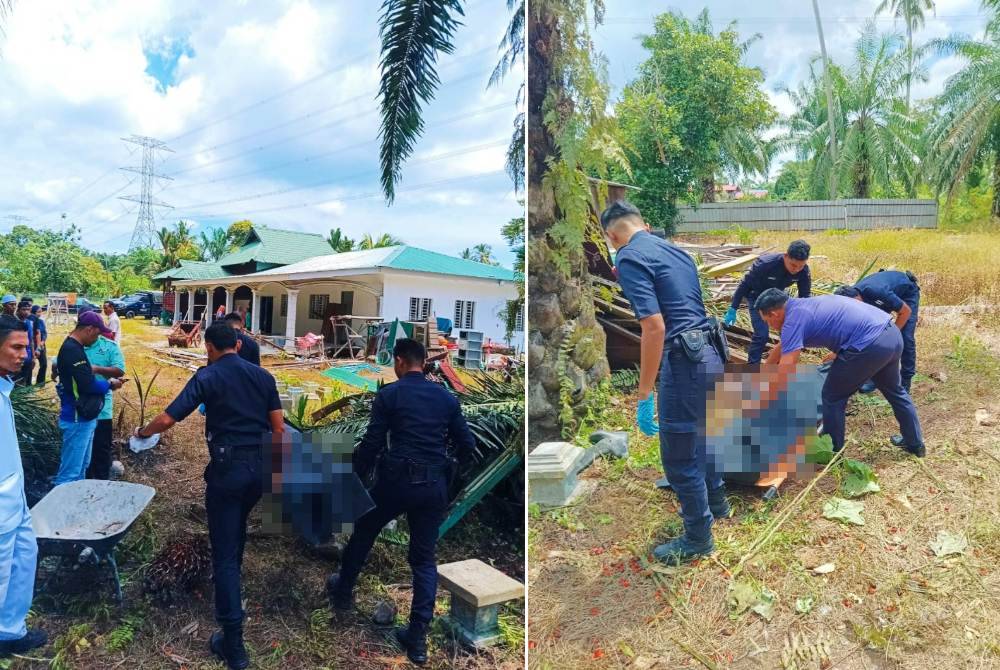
13, 319, 524, 670
529, 231, 1000, 669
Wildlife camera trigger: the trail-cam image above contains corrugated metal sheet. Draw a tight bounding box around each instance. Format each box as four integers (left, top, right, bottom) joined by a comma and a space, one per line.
674, 199, 937, 232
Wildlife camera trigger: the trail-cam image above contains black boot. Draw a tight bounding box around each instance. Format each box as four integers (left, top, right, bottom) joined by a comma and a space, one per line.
210, 626, 249, 670
326, 572, 353, 611
707, 485, 731, 519
395, 622, 429, 665
0, 629, 47, 657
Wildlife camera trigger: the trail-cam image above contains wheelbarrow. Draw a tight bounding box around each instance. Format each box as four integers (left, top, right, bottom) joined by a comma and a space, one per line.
31, 480, 156, 603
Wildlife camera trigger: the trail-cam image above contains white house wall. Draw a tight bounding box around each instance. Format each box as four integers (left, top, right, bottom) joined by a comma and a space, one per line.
381, 271, 523, 348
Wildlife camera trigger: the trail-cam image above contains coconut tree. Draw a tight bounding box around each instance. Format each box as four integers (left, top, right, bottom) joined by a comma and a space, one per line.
875, 0, 936, 111
326, 227, 355, 253
199, 228, 230, 261
925, 28, 1000, 216
357, 232, 404, 250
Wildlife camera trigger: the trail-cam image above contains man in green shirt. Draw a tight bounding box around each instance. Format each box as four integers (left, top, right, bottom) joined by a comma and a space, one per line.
84, 335, 126, 479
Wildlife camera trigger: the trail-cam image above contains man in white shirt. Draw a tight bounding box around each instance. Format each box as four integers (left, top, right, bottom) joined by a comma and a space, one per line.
103, 301, 122, 343
0, 315, 47, 656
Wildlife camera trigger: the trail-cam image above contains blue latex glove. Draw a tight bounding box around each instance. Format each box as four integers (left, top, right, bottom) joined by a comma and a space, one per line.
723, 307, 737, 326
636, 393, 659, 436
198, 403, 206, 416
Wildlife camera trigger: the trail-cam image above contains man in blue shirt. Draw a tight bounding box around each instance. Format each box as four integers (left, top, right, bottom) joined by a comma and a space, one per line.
756, 289, 925, 457
0, 316, 47, 657
835, 270, 920, 394
54, 312, 125, 485
224, 312, 260, 366
601, 201, 729, 564
725, 241, 812, 363
83, 335, 126, 480
327, 338, 476, 665
30, 306, 47, 385
13, 302, 39, 387
135, 322, 283, 670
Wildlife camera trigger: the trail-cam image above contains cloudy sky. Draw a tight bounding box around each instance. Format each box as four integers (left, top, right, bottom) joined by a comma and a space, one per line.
0, 0, 522, 265
594, 0, 990, 174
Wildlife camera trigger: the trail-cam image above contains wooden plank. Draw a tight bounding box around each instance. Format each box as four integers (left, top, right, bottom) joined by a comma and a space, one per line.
311, 392, 367, 422
700, 252, 759, 278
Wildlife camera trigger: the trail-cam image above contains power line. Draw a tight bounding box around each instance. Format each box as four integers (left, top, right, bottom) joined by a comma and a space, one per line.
162, 101, 511, 193
171, 139, 508, 211
601, 14, 988, 25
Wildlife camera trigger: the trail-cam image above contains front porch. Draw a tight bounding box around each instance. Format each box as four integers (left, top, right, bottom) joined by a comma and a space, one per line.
173, 275, 384, 353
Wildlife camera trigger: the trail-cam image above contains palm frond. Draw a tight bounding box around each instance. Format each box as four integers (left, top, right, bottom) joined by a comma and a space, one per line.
377, 0, 465, 203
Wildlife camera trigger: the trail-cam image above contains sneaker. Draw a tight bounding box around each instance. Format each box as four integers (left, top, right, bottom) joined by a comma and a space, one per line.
395, 624, 429, 665
326, 573, 353, 611
708, 487, 732, 519
652, 535, 714, 565
209, 629, 249, 670
0, 629, 47, 657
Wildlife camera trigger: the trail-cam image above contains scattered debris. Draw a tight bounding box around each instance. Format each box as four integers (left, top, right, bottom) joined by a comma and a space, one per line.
794, 596, 814, 614
975, 409, 996, 426
929, 530, 969, 557
822, 497, 866, 526
812, 563, 836, 575
372, 600, 397, 626
930, 370, 948, 383
728, 580, 776, 621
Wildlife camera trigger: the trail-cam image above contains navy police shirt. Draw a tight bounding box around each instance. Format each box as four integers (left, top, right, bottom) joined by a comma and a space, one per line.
731, 252, 811, 309
854, 270, 918, 314
354, 371, 476, 469
166, 352, 281, 446
615, 230, 711, 340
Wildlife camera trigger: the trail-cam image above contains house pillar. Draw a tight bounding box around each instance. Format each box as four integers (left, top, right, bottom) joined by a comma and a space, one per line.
251, 289, 261, 334
172, 288, 181, 324
284, 288, 299, 351
186, 288, 195, 321
205, 288, 214, 325
225, 288, 233, 313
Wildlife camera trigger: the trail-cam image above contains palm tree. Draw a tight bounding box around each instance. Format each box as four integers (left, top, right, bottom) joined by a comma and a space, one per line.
377, 0, 524, 200
357, 232, 403, 250
326, 227, 355, 253
199, 228, 230, 261
875, 0, 936, 111
925, 28, 1000, 216
836, 24, 923, 197
460, 243, 498, 264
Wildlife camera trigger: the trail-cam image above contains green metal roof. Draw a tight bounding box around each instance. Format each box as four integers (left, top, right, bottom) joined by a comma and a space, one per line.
217, 226, 327, 268
384, 247, 516, 281
151, 260, 228, 281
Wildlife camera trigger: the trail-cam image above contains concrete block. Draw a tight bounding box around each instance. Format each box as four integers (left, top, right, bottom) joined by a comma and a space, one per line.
527, 441, 582, 507
437, 559, 524, 647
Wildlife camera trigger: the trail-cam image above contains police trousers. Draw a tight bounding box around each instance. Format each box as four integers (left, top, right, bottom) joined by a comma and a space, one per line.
204, 448, 262, 628
823, 325, 923, 452
899, 294, 919, 393
335, 466, 448, 626
658, 342, 724, 544
746, 294, 769, 364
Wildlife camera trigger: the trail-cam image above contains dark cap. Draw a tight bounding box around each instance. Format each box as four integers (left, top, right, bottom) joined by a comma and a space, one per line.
77, 310, 114, 337
833, 285, 861, 299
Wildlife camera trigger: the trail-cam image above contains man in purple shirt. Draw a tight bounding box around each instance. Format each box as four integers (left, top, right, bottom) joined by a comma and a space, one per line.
755, 289, 924, 457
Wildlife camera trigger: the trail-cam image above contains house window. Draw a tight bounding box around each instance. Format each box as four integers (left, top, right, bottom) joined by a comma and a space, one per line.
408, 297, 432, 321
454, 300, 475, 329
308, 294, 329, 319
280, 294, 287, 317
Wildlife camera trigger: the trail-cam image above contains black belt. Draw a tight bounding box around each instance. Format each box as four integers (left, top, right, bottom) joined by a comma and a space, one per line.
209, 443, 262, 461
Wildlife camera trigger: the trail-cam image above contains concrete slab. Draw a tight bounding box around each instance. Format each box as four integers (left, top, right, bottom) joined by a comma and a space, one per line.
438, 559, 524, 608
527, 441, 582, 507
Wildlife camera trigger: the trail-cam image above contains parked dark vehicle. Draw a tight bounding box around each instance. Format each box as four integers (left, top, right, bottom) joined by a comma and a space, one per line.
112, 291, 163, 319
69, 298, 102, 314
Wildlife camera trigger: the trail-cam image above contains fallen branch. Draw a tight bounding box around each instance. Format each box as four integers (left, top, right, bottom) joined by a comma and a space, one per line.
672, 638, 720, 670
730, 447, 846, 579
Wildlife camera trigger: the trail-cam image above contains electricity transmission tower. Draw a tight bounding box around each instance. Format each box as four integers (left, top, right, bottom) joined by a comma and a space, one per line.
4, 214, 29, 230
119, 135, 174, 250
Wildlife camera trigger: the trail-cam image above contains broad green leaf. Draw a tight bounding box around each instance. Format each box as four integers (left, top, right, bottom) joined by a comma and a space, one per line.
795, 596, 814, 614
929, 530, 968, 557
728, 580, 758, 616
841, 458, 880, 498
751, 587, 777, 621
823, 497, 866, 526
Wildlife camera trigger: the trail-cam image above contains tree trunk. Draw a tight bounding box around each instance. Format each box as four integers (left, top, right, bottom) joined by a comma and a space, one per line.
992, 150, 1000, 218
527, 6, 610, 443
700, 176, 717, 203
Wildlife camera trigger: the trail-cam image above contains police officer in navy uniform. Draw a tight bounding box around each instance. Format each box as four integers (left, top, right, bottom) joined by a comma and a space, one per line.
601, 201, 729, 564
327, 338, 475, 665
136, 322, 284, 670
724, 240, 812, 363
835, 269, 920, 392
